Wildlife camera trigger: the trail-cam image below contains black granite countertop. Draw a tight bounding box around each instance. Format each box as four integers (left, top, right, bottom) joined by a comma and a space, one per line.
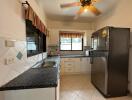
0, 56, 60, 91
60, 54, 91, 58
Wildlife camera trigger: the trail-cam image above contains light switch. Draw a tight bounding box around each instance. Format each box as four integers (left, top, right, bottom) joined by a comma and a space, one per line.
5, 40, 15, 47
5, 57, 15, 65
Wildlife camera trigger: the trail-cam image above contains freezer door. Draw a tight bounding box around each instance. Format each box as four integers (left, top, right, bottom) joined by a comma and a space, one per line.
91, 56, 108, 95
97, 31, 109, 51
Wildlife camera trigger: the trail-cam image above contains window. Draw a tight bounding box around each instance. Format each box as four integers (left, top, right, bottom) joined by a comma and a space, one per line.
26, 20, 46, 57
60, 32, 83, 51
60, 38, 72, 50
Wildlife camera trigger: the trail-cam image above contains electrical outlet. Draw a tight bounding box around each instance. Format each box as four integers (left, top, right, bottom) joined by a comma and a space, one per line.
5, 57, 15, 65
5, 40, 15, 47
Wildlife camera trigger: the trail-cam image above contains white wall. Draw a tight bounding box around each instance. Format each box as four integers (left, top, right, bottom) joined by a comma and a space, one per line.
0, 0, 47, 41
0, 0, 47, 99
47, 19, 95, 47
48, 28, 93, 46
47, 19, 95, 30
96, 0, 132, 29
96, 0, 132, 93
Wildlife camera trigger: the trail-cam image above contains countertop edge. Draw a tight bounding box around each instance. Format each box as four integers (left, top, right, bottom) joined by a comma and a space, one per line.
0, 84, 58, 91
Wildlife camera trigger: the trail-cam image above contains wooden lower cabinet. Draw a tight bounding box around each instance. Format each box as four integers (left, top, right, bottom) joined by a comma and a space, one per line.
61, 57, 91, 75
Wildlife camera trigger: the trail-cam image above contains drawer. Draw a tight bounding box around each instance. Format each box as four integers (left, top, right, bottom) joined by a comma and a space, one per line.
74, 58, 81, 62
64, 62, 73, 67
62, 58, 74, 61
63, 58, 81, 62
64, 67, 74, 73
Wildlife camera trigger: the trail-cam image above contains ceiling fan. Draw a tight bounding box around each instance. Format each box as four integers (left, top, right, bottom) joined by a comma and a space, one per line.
60, 0, 101, 19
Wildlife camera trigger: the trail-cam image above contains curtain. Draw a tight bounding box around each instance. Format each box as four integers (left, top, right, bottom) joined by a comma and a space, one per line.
25, 4, 48, 35
60, 31, 84, 38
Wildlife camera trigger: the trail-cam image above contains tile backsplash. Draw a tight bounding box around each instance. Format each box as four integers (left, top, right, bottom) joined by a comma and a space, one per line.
48, 45, 60, 56
60, 46, 91, 55
0, 37, 47, 86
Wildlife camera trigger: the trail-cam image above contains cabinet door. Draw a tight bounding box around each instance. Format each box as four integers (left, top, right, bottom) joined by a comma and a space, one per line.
60, 59, 65, 75
81, 58, 91, 74
4, 88, 56, 100
74, 58, 81, 73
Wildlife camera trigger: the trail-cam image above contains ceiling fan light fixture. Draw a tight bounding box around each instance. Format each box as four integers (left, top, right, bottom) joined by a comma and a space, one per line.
60, 0, 101, 20
84, 8, 88, 12
80, 0, 92, 7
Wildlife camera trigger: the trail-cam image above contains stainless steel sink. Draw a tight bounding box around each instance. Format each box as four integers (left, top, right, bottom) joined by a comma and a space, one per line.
42, 61, 56, 68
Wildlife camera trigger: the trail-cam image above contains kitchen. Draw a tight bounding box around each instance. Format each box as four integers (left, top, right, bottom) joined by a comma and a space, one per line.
0, 0, 132, 100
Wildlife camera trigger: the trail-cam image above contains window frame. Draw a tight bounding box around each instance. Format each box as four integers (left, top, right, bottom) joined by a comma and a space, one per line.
59, 35, 84, 51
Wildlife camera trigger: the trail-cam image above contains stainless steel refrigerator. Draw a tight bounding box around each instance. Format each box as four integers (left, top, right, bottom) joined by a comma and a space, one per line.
90, 26, 130, 97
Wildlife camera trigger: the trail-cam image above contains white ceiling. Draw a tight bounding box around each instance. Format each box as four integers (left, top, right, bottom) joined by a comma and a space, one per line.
37, 0, 118, 22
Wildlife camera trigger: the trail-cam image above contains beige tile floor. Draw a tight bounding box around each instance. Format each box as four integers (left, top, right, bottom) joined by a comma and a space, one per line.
60, 74, 132, 100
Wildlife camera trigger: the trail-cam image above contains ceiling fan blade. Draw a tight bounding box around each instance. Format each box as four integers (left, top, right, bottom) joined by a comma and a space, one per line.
77, 7, 84, 15
60, 2, 81, 8
87, 5, 101, 16
74, 7, 84, 20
